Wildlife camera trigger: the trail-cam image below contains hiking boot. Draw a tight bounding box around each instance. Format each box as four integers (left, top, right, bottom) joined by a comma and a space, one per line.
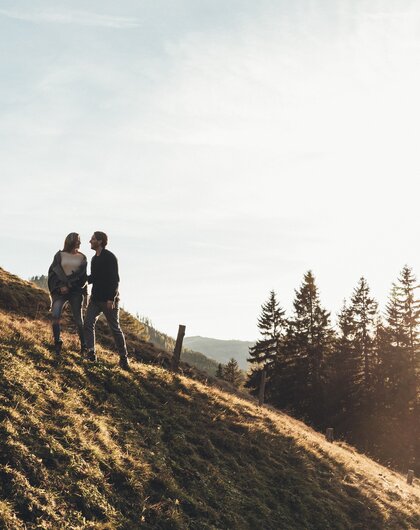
54, 340, 63, 355
87, 349, 97, 362
119, 356, 130, 371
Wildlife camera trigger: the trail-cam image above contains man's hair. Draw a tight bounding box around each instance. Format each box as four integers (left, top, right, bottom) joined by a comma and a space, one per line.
63, 232, 80, 253
94, 231, 108, 248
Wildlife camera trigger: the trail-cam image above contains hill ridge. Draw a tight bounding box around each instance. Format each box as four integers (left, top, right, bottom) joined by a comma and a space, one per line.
184, 336, 254, 370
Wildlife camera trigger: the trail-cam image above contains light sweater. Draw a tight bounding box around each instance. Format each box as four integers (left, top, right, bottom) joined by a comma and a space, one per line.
60, 252, 84, 276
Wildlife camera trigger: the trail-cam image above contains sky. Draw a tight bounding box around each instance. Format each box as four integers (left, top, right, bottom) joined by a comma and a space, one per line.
1, 0, 420, 341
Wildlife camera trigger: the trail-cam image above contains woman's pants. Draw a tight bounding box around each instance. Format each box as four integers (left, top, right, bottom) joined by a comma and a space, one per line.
51, 291, 85, 348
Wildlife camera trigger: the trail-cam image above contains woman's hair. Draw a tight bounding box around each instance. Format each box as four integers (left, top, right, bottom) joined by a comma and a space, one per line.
94, 231, 108, 248
63, 232, 80, 253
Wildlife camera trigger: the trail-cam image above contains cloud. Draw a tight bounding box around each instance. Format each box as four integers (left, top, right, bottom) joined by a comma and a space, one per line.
0, 8, 141, 28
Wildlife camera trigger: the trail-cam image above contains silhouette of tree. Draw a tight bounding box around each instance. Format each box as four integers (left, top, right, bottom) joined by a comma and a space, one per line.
216, 363, 224, 379
223, 358, 243, 387
279, 271, 334, 424
246, 290, 286, 396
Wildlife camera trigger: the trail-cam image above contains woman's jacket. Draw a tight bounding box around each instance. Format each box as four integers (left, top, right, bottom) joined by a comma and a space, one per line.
47, 251, 88, 296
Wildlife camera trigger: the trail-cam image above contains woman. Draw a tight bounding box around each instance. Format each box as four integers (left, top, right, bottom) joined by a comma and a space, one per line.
48, 232, 88, 354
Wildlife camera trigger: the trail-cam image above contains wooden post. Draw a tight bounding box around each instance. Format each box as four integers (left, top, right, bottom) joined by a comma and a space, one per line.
326, 428, 334, 443
258, 369, 267, 406
407, 470, 414, 485
171, 325, 186, 372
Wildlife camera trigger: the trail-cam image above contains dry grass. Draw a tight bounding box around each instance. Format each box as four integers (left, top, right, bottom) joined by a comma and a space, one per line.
0, 311, 419, 529
0, 267, 419, 529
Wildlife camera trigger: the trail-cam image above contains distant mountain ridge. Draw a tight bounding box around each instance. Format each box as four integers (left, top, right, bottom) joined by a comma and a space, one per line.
184, 336, 255, 370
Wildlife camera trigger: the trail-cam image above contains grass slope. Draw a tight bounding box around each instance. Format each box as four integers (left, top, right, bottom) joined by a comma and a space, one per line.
0, 267, 419, 529
0, 312, 419, 529
0, 267, 214, 383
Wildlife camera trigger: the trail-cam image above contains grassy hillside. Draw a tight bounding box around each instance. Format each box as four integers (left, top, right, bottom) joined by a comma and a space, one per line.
0, 268, 419, 529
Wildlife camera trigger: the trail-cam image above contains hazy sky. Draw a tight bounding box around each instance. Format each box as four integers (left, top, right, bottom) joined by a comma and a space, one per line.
1, 1, 420, 341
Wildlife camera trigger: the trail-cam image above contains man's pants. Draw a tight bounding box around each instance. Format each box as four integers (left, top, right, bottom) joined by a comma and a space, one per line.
51, 291, 85, 347
84, 299, 128, 358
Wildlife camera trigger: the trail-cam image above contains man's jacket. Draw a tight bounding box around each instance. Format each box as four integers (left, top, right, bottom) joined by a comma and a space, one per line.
88, 248, 120, 302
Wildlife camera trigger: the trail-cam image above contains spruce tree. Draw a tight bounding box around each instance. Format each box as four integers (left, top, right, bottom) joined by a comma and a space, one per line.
223, 358, 243, 388
327, 301, 357, 425
382, 267, 419, 417
349, 277, 378, 390
374, 268, 420, 469
283, 271, 334, 424
216, 363, 224, 379
246, 290, 286, 396
380, 283, 407, 411
398, 266, 420, 373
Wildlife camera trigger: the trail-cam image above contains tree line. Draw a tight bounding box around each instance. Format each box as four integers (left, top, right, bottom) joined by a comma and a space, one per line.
247, 267, 419, 474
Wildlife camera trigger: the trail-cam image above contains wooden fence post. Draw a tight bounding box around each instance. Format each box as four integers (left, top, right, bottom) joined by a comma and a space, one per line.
171, 325, 186, 372
407, 470, 414, 485
326, 428, 334, 443
258, 369, 267, 406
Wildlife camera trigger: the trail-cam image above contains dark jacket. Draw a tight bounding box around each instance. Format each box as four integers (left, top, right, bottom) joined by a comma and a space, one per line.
48, 251, 88, 296
88, 248, 120, 302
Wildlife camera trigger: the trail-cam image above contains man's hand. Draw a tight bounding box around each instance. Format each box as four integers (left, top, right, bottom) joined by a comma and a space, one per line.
60, 286, 69, 294
106, 300, 114, 311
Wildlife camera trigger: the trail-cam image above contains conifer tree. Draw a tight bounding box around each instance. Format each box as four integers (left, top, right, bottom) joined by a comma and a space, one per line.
246, 290, 286, 396
282, 271, 334, 423
381, 267, 419, 416
223, 358, 243, 388
30, 275, 48, 291
379, 284, 406, 410
216, 363, 224, 379
327, 301, 357, 424
374, 268, 420, 469
348, 277, 378, 390
398, 266, 420, 372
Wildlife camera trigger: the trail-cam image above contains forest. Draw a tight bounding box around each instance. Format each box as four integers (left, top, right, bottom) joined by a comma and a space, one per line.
246, 267, 419, 475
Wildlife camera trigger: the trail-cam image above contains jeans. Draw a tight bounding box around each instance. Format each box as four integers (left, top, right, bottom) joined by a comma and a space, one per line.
51, 291, 85, 347
84, 299, 128, 358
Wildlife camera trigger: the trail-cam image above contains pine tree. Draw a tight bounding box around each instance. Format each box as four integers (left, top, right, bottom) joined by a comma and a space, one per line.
223, 358, 243, 388
248, 290, 285, 366
373, 268, 420, 469
215, 363, 224, 379
327, 300, 357, 425
379, 284, 406, 412
349, 277, 378, 390
281, 271, 334, 424
381, 267, 419, 417
398, 266, 420, 373
246, 291, 286, 395
30, 275, 48, 291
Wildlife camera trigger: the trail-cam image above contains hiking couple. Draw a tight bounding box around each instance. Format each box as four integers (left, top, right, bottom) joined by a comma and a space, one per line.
47, 231, 130, 370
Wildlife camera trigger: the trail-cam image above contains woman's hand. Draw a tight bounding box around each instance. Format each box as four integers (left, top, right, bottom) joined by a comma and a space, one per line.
60, 286, 69, 294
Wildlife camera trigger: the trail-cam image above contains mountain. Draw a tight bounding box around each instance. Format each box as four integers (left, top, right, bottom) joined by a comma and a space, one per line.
0, 267, 419, 529
184, 336, 255, 370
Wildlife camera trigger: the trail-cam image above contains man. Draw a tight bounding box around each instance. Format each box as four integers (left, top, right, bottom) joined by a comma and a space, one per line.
84, 231, 130, 370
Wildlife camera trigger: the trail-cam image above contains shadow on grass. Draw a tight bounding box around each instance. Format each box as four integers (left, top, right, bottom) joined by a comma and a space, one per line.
82, 366, 419, 530
1, 337, 418, 530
